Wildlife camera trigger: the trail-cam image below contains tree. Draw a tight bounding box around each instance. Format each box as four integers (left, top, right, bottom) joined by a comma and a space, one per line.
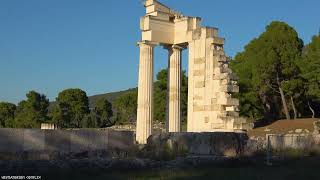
299, 34, 320, 118
154, 69, 168, 122
14, 91, 49, 128
92, 98, 114, 127
231, 53, 265, 121
231, 21, 303, 121
0, 102, 16, 127
113, 91, 137, 124
154, 69, 188, 124
54, 88, 89, 128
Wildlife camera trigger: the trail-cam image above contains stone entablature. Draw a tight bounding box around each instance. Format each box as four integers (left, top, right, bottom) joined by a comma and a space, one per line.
136, 0, 248, 144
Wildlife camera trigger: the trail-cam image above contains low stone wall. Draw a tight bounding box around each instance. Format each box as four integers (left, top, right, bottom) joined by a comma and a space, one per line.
0, 129, 134, 160
144, 132, 249, 158
267, 134, 320, 150
2, 129, 319, 160
246, 134, 320, 155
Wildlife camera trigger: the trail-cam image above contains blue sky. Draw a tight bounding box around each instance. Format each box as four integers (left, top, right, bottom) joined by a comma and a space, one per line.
0, 0, 319, 104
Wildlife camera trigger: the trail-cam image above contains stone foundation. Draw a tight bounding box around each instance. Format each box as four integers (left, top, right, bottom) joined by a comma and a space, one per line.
144, 132, 248, 158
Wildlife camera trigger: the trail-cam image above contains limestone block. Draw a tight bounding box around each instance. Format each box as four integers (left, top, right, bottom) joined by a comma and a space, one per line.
221, 67, 232, 74
231, 80, 238, 85
145, 0, 171, 14
213, 37, 225, 45
216, 73, 229, 80
194, 95, 203, 100
225, 106, 235, 111
220, 79, 230, 85
217, 55, 227, 62
193, 104, 204, 111
204, 116, 209, 123
211, 105, 225, 111
217, 97, 239, 106
213, 67, 222, 75
213, 50, 225, 56
194, 58, 205, 64
193, 69, 205, 76
195, 81, 205, 88
211, 98, 217, 104
227, 111, 239, 117
192, 29, 201, 40
211, 123, 226, 129
220, 85, 239, 93
148, 11, 170, 20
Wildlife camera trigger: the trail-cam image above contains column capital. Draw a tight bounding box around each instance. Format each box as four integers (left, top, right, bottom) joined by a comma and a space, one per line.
163, 44, 186, 51
137, 40, 158, 47
172, 44, 185, 50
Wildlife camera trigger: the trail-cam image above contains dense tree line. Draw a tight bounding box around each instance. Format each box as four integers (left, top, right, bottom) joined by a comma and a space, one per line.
230, 21, 320, 121
0, 89, 114, 128
0, 91, 49, 128
0, 68, 187, 128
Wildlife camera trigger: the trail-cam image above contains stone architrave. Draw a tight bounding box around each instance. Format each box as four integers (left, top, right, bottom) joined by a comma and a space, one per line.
136, 0, 249, 144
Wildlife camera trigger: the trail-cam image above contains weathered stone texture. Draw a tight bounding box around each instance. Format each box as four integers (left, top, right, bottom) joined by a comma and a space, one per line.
0, 129, 134, 160
146, 132, 248, 156
136, 0, 249, 143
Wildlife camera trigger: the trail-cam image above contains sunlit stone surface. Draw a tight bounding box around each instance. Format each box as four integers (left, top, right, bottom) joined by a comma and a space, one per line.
136, 0, 249, 144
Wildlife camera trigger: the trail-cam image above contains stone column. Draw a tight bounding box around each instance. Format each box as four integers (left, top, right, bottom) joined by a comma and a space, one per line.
136, 41, 156, 144
167, 45, 183, 132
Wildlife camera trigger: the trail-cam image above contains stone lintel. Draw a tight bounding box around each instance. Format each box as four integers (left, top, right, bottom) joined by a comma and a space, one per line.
137, 40, 159, 47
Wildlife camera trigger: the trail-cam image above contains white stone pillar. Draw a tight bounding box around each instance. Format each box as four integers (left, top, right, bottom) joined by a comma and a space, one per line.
136, 41, 156, 144
167, 45, 182, 132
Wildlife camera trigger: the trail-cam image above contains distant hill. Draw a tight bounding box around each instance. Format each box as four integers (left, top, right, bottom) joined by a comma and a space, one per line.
49, 88, 137, 111
88, 88, 137, 108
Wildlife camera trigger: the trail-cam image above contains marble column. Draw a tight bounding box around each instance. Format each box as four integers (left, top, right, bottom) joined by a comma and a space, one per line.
136, 41, 156, 144
167, 45, 182, 132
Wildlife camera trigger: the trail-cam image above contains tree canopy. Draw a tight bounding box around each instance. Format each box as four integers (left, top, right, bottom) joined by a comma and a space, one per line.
231, 21, 304, 121
92, 98, 114, 127
53, 88, 89, 128
0, 102, 16, 127
14, 91, 49, 128
298, 34, 320, 117
113, 90, 137, 124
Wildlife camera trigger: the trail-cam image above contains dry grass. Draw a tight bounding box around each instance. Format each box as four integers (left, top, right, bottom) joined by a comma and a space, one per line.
248, 118, 318, 138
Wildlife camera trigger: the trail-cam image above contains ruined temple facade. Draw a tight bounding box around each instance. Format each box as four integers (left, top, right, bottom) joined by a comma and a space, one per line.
136, 0, 248, 144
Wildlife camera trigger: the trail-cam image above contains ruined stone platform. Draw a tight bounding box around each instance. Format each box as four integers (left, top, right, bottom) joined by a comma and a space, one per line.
145, 132, 249, 157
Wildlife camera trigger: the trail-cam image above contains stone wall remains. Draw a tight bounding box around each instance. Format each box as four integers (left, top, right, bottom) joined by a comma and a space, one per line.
0, 129, 134, 160
144, 132, 249, 158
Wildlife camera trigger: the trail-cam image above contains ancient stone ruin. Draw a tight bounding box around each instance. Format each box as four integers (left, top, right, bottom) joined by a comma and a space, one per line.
136, 0, 248, 144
